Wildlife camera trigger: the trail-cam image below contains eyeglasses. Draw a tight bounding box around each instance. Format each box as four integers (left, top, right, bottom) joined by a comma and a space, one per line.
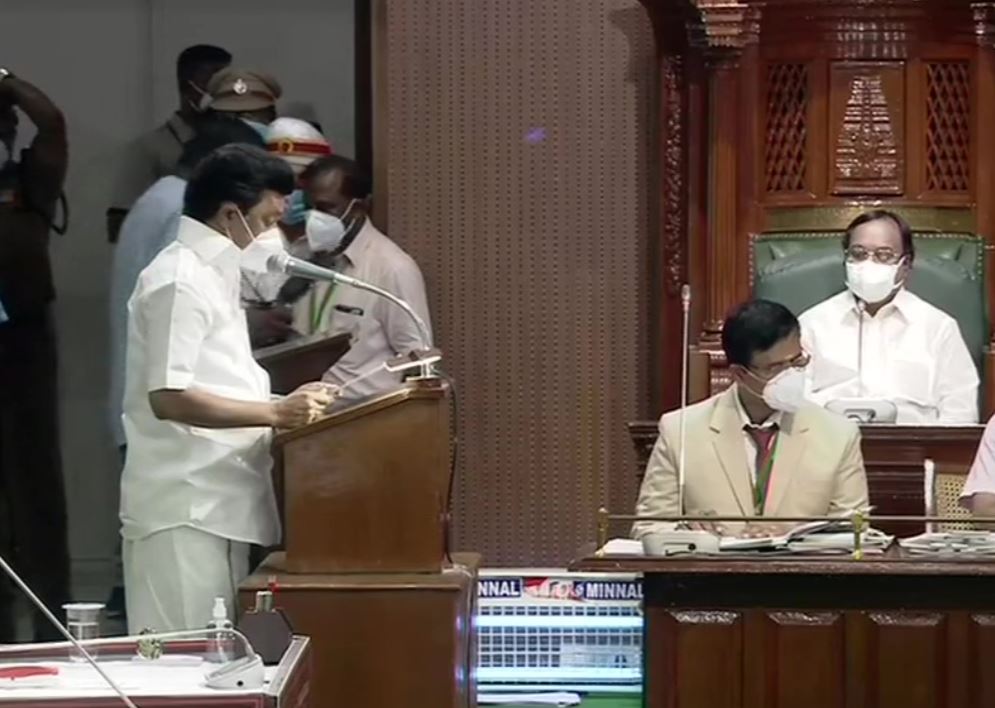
748, 351, 810, 379
845, 246, 905, 265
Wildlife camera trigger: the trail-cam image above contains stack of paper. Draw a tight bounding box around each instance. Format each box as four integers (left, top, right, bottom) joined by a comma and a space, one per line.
900, 531, 995, 556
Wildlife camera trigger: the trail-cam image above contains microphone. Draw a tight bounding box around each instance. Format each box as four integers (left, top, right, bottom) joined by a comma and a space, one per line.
267, 251, 436, 377
640, 283, 719, 556
678, 284, 691, 515
856, 298, 866, 396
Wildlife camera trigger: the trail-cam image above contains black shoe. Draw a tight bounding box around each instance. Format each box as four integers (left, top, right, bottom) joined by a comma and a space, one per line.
105, 586, 126, 619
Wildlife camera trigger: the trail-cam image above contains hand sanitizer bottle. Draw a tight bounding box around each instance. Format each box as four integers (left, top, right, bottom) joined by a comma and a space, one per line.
206, 597, 234, 663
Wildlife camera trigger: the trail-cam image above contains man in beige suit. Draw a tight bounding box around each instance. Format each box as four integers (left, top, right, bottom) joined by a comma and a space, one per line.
633, 299, 869, 539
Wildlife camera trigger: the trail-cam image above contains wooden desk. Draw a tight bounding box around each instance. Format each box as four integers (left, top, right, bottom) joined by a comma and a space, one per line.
240, 552, 478, 708
573, 549, 995, 708
628, 423, 984, 535
0, 636, 312, 708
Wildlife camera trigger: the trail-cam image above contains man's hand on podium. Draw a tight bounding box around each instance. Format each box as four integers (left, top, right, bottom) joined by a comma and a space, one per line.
271, 384, 333, 429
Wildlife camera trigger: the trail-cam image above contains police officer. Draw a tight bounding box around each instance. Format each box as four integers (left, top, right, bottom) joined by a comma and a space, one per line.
0, 68, 70, 641
107, 45, 232, 243
206, 69, 283, 134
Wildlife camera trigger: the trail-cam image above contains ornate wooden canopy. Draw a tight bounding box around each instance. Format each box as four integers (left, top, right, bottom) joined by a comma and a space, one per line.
639, 0, 995, 410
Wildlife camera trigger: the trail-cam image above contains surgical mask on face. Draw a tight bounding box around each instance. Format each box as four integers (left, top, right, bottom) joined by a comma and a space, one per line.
239, 226, 287, 276
305, 200, 356, 253
282, 190, 308, 226
187, 81, 212, 113
757, 366, 807, 413
845, 260, 902, 305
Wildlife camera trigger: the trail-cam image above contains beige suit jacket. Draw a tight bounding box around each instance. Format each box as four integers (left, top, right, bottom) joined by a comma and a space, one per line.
632, 386, 869, 538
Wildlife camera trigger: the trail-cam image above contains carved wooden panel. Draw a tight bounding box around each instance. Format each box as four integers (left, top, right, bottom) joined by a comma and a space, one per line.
661, 54, 687, 296
829, 62, 905, 196
764, 63, 809, 194
746, 611, 846, 708
968, 614, 995, 708
848, 612, 948, 708
647, 608, 744, 708
925, 61, 971, 194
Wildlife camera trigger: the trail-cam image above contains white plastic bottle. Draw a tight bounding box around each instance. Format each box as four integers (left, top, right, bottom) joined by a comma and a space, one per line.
206, 597, 234, 663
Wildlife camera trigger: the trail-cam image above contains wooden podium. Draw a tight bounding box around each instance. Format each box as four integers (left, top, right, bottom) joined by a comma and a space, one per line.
239, 378, 478, 708
253, 332, 351, 394
275, 380, 452, 573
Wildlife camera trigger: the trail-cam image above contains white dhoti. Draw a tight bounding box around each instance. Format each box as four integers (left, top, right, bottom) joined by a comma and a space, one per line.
123, 526, 249, 635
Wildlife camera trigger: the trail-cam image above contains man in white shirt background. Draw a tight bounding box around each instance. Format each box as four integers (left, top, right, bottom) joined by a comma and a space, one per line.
120, 144, 330, 632
279, 155, 432, 401
799, 209, 978, 424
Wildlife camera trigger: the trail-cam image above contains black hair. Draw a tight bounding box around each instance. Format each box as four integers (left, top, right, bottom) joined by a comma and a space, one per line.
300, 155, 372, 199
843, 209, 915, 262
183, 144, 295, 222
178, 116, 265, 170
176, 44, 232, 84
722, 299, 800, 368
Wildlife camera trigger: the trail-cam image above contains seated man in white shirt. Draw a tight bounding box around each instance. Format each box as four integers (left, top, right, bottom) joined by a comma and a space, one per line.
799, 209, 978, 424
121, 144, 331, 633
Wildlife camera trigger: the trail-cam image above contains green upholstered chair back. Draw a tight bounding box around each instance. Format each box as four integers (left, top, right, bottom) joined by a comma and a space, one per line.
751, 232, 988, 375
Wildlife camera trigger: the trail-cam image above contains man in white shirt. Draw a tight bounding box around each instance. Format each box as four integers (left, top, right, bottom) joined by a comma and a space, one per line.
799, 209, 978, 424
106, 117, 267, 620
121, 144, 330, 633
280, 155, 432, 401
109, 116, 266, 452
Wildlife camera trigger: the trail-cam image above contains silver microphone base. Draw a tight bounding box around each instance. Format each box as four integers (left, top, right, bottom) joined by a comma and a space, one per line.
642, 530, 720, 556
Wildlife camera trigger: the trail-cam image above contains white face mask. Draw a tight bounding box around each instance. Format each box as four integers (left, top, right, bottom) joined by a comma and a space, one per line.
845, 260, 902, 305
187, 82, 212, 113
239, 226, 287, 276
750, 366, 807, 414
306, 200, 357, 253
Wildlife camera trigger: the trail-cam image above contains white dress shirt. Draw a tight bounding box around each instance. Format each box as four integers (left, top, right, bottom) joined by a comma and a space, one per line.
799, 288, 979, 424
120, 216, 279, 546
960, 414, 995, 510
108, 176, 186, 447
291, 219, 432, 401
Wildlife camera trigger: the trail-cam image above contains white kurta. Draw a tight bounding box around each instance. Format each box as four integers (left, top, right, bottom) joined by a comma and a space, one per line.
120, 216, 279, 631
799, 288, 979, 424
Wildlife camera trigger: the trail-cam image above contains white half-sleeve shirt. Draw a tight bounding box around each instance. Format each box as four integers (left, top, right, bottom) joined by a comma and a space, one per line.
799, 288, 979, 424
108, 176, 186, 448
119, 216, 279, 546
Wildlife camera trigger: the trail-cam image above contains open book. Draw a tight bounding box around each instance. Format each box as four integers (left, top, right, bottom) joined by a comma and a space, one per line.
718, 518, 892, 554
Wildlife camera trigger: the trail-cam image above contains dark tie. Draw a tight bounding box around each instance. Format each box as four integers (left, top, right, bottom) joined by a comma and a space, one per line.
744, 424, 780, 514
